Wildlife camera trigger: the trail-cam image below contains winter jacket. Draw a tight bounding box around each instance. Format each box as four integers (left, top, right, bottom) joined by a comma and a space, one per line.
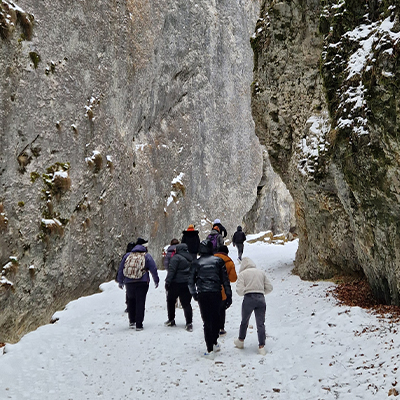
165, 243, 192, 285
181, 230, 200, 254
117, 245, 160, 286
163, 244, 177, 269
188, 241, 232, 298
232, 226, 246, 245
215, 252, 237, 300
207, 229, 225, 253
213, 222, 227, 238
236, 257, 273, 296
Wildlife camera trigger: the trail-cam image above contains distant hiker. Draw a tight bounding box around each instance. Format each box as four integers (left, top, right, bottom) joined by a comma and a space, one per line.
214, 245, 237, 336
232, 225, 246, 261
123, 241, 137, 312
213, 218, 227, 238
181, 224, 200, 261
188, 240, 232, 359
164, 243, 193, 332
163, 238, 180, 270
117, 237, 159, 331
207, 225, 224, 254
233, 257, 273, 356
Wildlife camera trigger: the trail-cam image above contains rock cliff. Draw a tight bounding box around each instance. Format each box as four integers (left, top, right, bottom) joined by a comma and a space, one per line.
1, 0, 285, 342
252, 0, 400, 304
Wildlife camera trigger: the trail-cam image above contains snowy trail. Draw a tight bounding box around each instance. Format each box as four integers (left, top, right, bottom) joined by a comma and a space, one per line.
0, 239, 398, 399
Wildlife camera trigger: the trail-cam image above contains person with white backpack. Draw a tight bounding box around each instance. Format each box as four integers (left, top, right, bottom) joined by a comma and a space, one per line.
117, 238, 159, 331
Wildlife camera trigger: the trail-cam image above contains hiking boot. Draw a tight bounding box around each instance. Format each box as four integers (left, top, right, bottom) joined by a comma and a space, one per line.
202, 351, 215, 360
164, 320, 176, 327
234, 338, 244, 349
136, 326, 143, 331
213, 343, 221, 352
219, 329, 227, 336
185, 323, 193, 332
258, 346, 267, 356
129, 322, 135, 329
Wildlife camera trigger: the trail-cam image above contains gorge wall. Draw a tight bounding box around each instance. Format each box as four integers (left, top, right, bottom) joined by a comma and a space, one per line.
0, 0, 296, 342
252, 0, 400, 304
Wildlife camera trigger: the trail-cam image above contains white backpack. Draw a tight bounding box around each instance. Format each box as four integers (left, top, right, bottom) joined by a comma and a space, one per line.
123, 252, 146, 279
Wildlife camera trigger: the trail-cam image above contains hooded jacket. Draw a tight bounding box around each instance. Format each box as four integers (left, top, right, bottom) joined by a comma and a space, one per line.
188, 241, 232, 298
117, 244, 160, 285
236, 257, 273, 296
232, 226, 246, 245
214, 251, 237, 300
165, 243, 193, 285
181, 229, 200, 254
163, 244, 177, 269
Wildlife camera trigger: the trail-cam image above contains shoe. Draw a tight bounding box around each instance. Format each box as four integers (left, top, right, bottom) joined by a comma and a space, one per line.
219, 329, 227, 336
136, 326, 143, 331
185, 323, 193, 332
129, 322, 135, 329
258, 346, 267, 356
213, 343, 221, 352
164, 320, 176, 327
202, 351, 215, 360
234, 338, 244, 349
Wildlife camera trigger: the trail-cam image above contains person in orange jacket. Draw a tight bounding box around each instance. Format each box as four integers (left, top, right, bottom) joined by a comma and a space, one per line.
214, 245, 237, 336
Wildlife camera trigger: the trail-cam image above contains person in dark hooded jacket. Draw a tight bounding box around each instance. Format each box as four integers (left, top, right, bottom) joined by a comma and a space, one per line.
213, 218, 227, 238
188, 240, 232, 359
164, 243, 194, 331
232, 226, 246, 261
117, 238, 159, 331
181, 224, 200, 260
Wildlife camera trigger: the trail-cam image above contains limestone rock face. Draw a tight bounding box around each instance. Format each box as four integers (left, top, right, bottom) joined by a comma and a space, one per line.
0, 0, 267, 342
252, 0, 400, 304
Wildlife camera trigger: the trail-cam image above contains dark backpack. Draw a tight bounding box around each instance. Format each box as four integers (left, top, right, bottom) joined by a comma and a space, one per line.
207, 234, 218, 251
123, 252, 146, 279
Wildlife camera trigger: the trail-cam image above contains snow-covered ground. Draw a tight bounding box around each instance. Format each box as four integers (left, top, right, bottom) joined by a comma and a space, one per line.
0, 236, 399, 399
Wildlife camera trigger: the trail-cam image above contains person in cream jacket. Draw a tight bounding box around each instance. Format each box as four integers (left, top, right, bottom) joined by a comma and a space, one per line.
234, 257, 273, 355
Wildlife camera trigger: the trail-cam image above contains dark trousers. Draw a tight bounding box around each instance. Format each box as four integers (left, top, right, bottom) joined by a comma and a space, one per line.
198, 292, 221, 352
236, 243, 244, 260
239, 293, 266, 346
126, 282, 149, 329
166, 282, 193, 324
219, 299, 227, 330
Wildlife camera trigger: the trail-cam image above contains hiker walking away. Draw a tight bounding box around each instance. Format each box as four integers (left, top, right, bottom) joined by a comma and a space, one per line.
213, 218, 227, 238
163, 238, 179, 270
207, 225, 224, 254
232, 225, 246, 261
234, 257, 273, 356
181, 224, 200, 261
117, 238, 159, 331
214, 245, 237, 336
188, 240, 232, 359
164, 243, 194, 331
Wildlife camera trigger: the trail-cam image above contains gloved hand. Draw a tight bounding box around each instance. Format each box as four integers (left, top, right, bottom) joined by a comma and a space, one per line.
192, 293, 198, 301
118, 283, 124, 290
155, 282, 159, 289
225, 296, 232, 309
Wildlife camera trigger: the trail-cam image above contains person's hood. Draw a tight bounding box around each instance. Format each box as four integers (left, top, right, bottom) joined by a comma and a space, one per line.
175, 243, 189, 254
237, 226, 242, 231
210, 229, 219, 235
239, 257, 256, 273
132, 244, 147, 253
198, 240, 214, 255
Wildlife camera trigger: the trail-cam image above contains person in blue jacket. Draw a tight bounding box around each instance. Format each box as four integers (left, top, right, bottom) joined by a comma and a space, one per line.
117, 238, 159, 330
